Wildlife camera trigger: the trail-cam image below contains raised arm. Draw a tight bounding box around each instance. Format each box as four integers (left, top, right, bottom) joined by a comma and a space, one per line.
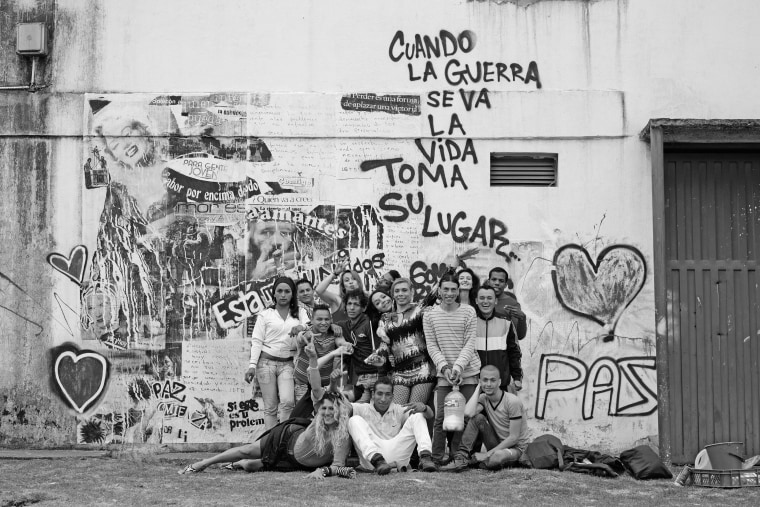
315, 262, 348, 313
464, 384, 484, 418
305, 342, 324, 399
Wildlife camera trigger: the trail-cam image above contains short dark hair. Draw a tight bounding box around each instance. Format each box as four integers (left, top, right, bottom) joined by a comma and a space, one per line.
296, 278, 314, 289
342, 289, 368, 308
373, 377, 394, 392
480, 364, 501, 379
311, 303, 331, 316
385, 270, 401, 280
439, 269, 460, 287
477, 282, 497, 295
488, 267, 509, 280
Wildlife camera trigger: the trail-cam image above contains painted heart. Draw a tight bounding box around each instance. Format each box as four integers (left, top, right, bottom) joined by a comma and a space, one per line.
47, 245, 88, 285
552, 244, 646, 334
54, 350, 108, 414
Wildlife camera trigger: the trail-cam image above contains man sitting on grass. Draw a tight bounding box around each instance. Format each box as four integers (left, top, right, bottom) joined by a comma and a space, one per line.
347, 377, 438, 474
441, 364, 531, 471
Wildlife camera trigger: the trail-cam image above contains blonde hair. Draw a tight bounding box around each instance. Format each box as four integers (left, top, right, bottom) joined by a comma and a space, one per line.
313, 392, 350, 456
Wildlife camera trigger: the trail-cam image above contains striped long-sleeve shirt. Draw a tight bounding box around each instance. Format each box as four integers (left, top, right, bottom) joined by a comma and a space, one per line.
423, 304, 481, 380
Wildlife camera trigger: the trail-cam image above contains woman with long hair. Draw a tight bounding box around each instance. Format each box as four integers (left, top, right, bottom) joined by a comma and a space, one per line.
456, 268, 479, 307
180, 343, 354, 479
245, 276, 309, 429
371, 278, 437, 405
365, 288, 394, 328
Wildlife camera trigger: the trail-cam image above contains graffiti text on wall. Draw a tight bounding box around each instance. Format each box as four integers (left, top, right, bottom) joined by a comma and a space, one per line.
362, 29, 520, 261
387, 30, 541, 88
535, 354, 657, 421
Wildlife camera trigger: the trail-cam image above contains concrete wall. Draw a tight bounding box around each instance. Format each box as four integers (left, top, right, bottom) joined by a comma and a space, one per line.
1, 0, 759, 450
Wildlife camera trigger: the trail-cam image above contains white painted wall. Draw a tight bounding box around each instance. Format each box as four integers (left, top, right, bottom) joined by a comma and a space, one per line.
9, 0, 757, 450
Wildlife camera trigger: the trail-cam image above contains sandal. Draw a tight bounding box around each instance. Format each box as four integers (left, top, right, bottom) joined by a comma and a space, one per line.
222, 463, 243, 471
178, 464, 202, 475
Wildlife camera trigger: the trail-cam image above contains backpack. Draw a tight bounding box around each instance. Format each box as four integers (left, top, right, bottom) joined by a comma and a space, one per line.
619, 445, 673, 480
526, 434, 565, 469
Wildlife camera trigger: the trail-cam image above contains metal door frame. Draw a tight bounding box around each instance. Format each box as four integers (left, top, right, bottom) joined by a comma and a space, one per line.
642, 119, 760, 464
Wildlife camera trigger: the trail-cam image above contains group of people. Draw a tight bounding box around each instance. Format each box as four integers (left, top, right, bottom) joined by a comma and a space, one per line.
179, 263, 530, 477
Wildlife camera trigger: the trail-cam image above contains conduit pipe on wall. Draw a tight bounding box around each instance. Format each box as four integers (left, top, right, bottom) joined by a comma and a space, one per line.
0, 58, 47, 92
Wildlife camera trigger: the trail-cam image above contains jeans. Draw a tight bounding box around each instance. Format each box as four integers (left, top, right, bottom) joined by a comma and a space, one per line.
348, 413, 432, 470
458, 413, 523, 467
256, 358, 295, 430
432, 383, 476, 463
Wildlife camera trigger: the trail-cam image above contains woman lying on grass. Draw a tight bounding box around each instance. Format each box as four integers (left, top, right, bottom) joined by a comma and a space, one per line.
179, 342, 354, 479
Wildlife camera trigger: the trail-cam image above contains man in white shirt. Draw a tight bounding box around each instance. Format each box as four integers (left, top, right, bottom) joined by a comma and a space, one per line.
348, 377, 438, 474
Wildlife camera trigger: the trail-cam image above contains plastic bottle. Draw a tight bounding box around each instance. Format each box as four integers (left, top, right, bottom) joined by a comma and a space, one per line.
442, 384, 466, 431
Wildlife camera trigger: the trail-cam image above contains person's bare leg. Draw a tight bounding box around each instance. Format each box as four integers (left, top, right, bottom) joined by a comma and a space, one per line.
189, 441, 262, 471
233, 459, 265, 472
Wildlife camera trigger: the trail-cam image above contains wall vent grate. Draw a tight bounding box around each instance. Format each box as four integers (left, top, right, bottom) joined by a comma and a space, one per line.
490, 153, 558, 187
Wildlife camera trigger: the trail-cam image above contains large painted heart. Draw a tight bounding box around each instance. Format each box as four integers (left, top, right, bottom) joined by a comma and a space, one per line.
47, 245, 88, 285
552, 244, 646, 335
54, 350, 108, 414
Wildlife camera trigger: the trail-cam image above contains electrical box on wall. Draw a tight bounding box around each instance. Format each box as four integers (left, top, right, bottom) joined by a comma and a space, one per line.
16, 22, 48, 55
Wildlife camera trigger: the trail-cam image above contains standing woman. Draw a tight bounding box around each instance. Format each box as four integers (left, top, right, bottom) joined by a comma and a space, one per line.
423, 270, 481, 466
245, 276, 309, 429
368, 278, 435, 404
374, 278, 437, 405
456, 268, 479, 307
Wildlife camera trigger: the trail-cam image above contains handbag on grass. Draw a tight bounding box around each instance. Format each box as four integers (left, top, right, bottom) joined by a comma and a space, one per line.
619, 445, 673, 480
525, 434, 565, 469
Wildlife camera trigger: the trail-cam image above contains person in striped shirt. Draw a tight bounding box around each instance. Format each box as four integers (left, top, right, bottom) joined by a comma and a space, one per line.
423, 270, 481, 466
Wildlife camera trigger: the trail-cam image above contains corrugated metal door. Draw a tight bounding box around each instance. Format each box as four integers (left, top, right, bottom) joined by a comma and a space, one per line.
665, 150, 760, 463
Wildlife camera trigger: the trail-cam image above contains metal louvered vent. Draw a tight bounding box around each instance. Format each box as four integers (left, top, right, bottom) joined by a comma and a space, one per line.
490, 153, 558, 187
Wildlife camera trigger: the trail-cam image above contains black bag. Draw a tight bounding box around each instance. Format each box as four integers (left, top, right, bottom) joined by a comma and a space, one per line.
563, 447, 626, 476
526, 434, 565, 469
619, 445, 673, 480
564, 462, 619, 478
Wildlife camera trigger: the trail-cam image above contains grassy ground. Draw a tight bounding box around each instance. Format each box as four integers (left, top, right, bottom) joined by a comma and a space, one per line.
0, 456, 758, 507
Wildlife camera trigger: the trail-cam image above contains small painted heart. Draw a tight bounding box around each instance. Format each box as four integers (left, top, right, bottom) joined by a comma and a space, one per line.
54, 350, 108, 414
47, 245, 88, 285
552, 244, 646, 333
